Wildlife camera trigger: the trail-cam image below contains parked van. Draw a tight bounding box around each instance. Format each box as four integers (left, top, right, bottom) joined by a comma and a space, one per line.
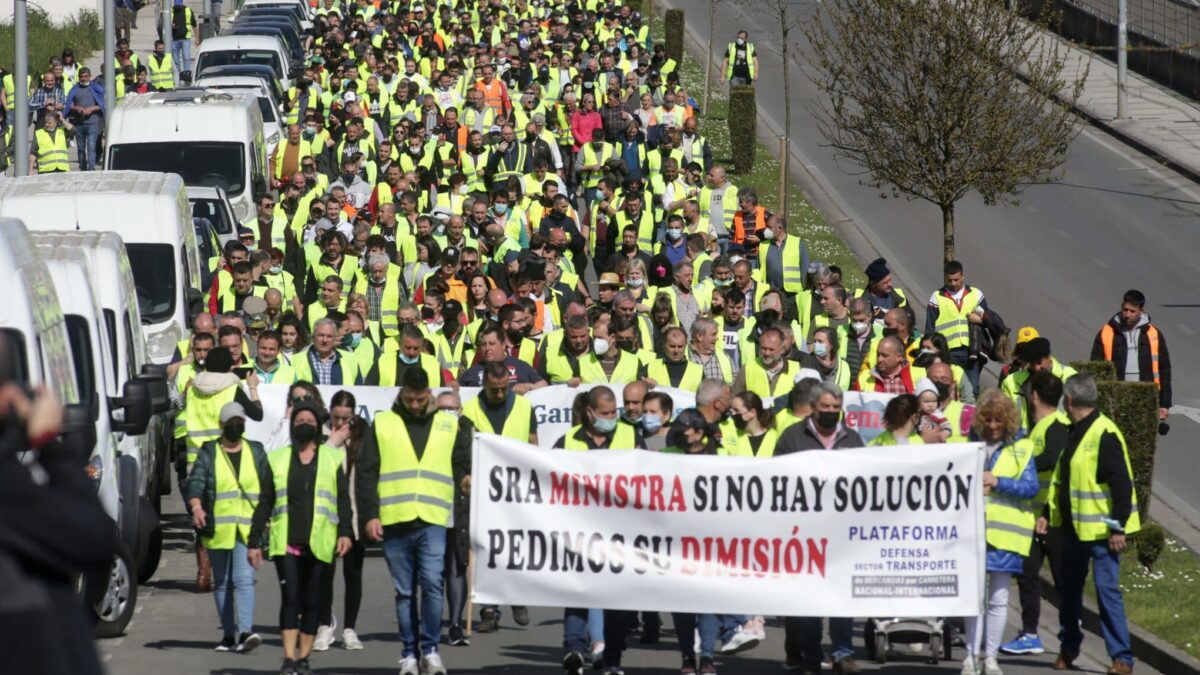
184, 77, 284, 148
194, 34, 294, 90
236, 0, 312, 33
103, 92, 269, 226
38, 246, 158, 638
0, 171, 206, 363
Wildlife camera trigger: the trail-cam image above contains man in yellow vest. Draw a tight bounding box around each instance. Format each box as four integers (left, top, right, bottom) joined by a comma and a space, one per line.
925, 260, 988, 397
146, 40, 174, 90
644, 326, 704, 390
720, 30, 759, 86
1089, 288, 1171, 422
1042, 373, 1139, 675
357, 367, 470, 675
30, 113, 69, 173
458, 361, 537, 636
759, 213, 809, 301
1001, 371, 1068, 657
184, 402, 267, 652
732, 327, 798, 400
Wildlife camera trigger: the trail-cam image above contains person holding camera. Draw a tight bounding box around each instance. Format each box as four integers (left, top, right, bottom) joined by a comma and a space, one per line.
185, 402, 268, 654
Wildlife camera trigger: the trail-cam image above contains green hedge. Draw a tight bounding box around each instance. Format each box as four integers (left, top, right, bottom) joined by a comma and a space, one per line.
664, 9, 684, 66
728, 85, 757, 174
1070, 359, 1117, 382
0, 8, 102, 76
1068, 361, 1157, 521
625, 0, 644, 14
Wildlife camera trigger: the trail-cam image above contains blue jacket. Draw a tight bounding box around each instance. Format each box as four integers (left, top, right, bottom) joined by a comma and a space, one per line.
985, 439, 1039, 573
65, 81, 106, 121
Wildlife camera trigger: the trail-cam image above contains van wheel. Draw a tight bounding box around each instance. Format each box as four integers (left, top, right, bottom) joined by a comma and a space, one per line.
135, 498, 163, 583
91, 542, 138, 638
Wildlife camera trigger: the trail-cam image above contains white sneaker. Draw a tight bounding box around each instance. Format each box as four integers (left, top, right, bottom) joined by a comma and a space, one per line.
342, 627, 363, 650
718, 625, 760, 654
983, 656, 1003, 675
961, 654, 980, 675
399, 655, 420, 675
749, 616, 767, 640
421, 650, 447, 675
313, 624, 334, 651
590, 641, 605, 669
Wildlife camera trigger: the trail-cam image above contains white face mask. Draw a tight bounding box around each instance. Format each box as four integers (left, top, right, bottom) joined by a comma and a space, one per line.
593, 337, 611, 355
761, 228, 774, 240
852, 321, 870, 335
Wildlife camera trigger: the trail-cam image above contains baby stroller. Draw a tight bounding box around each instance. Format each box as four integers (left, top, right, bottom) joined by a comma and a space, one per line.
863, 617, 954, 664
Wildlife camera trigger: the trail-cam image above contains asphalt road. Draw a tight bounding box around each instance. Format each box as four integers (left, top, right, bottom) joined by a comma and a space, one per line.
98, 494, 1150, 674
663, 0, 1200, 529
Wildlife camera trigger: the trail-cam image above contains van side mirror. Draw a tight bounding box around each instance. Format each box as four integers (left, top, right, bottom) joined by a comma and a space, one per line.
61, 403, 97, 465
139, 363, 171, 414
110, 378, 152, 435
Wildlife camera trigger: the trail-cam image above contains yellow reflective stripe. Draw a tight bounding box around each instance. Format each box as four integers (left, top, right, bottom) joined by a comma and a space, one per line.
1071, 489, 1110, 500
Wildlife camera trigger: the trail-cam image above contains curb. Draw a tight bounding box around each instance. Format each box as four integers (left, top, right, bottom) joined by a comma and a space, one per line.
1038, 571, 1200, 674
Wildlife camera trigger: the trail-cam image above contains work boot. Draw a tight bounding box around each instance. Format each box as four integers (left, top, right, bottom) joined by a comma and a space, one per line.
1053, 651, 1078, 670
1106, 661, 1133, 675
195, 544, 213, 593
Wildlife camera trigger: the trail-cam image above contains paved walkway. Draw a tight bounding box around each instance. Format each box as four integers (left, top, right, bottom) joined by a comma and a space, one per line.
1031, 29, 1200, 180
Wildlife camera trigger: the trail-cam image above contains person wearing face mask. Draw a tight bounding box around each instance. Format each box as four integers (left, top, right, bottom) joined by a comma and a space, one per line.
342, 310, 380, 378
760, 213, 808, 301
367, 324, 444, 387
658, 214, 688, 265
356, 367, 471, 675
732, 327, 798, 400
729, 391, 779, 457
808, 327, 851, 390
554, 386, 645, 675
694, 378, 739, 456
592, 318, 642, 385
248, 403, 354, 675
429, 300, 469, 374
364, 253, 403, 339
185, 402, 269, 653
330, 155, 372, 210
844, 297, 879, 377
774, 382, 862, 673
641, 390, 674, 452
720, 30, 758, 86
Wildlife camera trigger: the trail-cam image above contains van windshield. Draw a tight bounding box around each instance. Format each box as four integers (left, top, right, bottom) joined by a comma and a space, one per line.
191, 197, 234, 235
110, 142, 246, 196
257, 96, 277, 123
125, 243, 177, 324
197, 50, 282, 79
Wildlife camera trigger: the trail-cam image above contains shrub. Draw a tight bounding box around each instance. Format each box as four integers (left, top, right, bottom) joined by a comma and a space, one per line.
1133, 520, 1166, 570
664, 9, 684, 66
1096, 379, 1159, 522
1069, 360, 1116, 382
728, 85, 757, 174
0, 8, 103, 77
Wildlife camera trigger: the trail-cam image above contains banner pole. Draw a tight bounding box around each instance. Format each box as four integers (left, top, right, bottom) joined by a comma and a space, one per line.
465, 548, 475, 636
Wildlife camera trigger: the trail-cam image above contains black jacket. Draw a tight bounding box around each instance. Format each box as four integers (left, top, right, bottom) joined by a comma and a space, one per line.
0, 423, 114, 675
1053, 410, 1135, 537
1090, 313, 1172, 408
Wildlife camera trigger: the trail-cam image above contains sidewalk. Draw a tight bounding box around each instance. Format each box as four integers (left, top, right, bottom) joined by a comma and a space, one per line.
1029, 29, 1200, 181
84, 0, 216, 79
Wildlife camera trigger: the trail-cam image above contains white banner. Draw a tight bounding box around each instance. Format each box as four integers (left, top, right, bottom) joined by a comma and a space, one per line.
471, 434, 986, 617
244, 383, 696, 449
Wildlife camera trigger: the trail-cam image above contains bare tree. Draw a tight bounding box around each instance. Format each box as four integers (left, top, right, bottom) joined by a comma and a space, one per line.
750, 0, 806, 215
804, 0, 1086, 261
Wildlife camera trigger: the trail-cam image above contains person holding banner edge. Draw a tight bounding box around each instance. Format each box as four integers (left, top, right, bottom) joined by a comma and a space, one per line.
962, 391, 1039, 675
355, 367, 472, 675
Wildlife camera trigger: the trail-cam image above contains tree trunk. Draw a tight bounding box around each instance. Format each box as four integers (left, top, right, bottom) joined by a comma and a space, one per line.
941, 203, 955, 263
781, 20, 790, 216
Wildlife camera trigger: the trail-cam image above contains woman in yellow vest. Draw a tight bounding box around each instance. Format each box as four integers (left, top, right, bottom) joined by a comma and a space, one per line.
248, 403, 352, 675
810, 327, 852, 391
867, 394, 925, 446
962, 391, 1038, 675
729, 391, 779, 457
185, 402, 269, 653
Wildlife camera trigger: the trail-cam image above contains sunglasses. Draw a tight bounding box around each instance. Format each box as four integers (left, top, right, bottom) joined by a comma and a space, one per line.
291, 394, 315, 405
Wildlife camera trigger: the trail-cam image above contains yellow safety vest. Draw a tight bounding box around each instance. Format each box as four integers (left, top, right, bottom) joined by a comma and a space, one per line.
562, 422, 637, 451
646, 359, 703, 391
291, 347, 361, 385
273, 140, 315, 181
942, 399, 971, 443
868, 430, 925, 447
743, 359, 799, 400
266, 445, 343, 563
581, 142, 616, 189
203, 441, 261, 550
726, 42, 757, 80
1048, 415, 1141, 540
985, 439, 1037, 556
374, 410, 459, 527
699, 184, 738, 237
933, 287, 984, 350
34, 129, 69, 172
147, 53, 175, 90
730, 428, 779, 458
377, 349, 441, 388
462, 395, 533, 441
1027, 410, 1068, 512
184, 384, 240, 464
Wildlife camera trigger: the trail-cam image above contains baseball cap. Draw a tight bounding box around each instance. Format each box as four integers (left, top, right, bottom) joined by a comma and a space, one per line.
1016, 326, 1039, 345
220, 402, 246, 424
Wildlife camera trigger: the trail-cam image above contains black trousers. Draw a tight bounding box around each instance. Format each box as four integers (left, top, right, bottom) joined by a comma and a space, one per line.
1017, 529, 1060, 635
602, 609, 638, 667
276, 551, 329, 635
317, 538, 366, 629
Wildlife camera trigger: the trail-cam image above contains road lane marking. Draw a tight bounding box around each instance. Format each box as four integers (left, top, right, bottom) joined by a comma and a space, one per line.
1057, 228, 1072, 238
1092, 257, 1110, 268
1178, 323, 1196, 336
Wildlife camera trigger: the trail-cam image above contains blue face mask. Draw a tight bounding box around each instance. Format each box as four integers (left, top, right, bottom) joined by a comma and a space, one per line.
494, 203, 509, 214
592, 415, 618, 434
399, 352, 419, 365
642, 413, 663, 434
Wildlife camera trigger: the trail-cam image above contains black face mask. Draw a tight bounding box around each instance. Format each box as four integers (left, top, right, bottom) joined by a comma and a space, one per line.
815, 411, 840, 429
341, 171, 356, 184
222, 421, 244, 443
291, 422, 320, 445
526, 133, 537, 142
507, 328, 524, 344
616, 339, 636, 353
881, 327, 900, 339
732, 415, 749, 430
934, 382, 952, 401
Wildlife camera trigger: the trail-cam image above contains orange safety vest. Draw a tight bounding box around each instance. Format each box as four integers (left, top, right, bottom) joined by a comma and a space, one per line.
1100, 323, 1161, 390
476, 79, 505, 118
732, 206, 767, 244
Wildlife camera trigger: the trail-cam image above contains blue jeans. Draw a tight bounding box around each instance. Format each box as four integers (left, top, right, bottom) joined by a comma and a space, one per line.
172, 39, 192, 74
74, 123, 100, 171
382, 525, 446, 658
1058, 535, 1134, 665
208, 541, 256, 636
672, 613, 719, 660
563, 608, 606, 653
717, 613, 750, 642
785, 616, 855, 663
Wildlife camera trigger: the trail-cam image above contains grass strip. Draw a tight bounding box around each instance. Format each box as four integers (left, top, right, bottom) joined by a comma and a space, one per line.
0, 8, 103, 78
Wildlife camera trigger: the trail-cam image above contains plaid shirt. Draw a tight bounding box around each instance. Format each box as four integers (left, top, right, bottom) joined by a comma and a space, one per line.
367, 283, 385, 322
689, 349, 726, 381
871, 366, 914, 395
309, 348, 339, 385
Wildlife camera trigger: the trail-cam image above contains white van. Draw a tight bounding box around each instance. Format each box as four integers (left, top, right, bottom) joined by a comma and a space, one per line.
104, 92, 269, 226
194, 34, 294, 90
37, 246, 159, 638
185, 78, 284, 149
33, 231, 173, 555
237, 0, 313, 29
0, 171, 206, 364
